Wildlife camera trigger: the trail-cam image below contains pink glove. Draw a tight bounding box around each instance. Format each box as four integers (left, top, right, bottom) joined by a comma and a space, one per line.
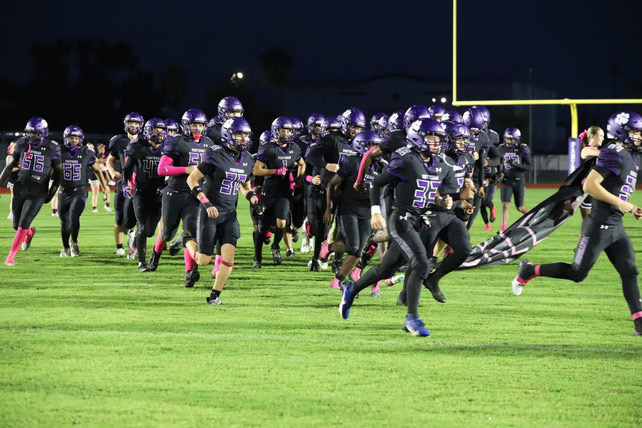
289, 172, 296, 192
274, 167, 288, 176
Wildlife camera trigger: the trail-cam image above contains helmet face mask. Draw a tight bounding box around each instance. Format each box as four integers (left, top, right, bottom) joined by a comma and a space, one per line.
222, 118, 252, 152
165, 119, 179, 136
307, 113, 325, 137
340, 108, 366, 138
503, 128, 521, 147
406, 118, 445, 155
63, 125, 85, 150
25, 117, 49, 146
271, 117, 294, 144
218, 97, 244, 122
181, 109, 208, 139
123, 112, 144, 135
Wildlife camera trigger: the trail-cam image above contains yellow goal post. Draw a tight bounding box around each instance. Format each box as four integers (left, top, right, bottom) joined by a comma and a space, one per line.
450, 0, 642, 138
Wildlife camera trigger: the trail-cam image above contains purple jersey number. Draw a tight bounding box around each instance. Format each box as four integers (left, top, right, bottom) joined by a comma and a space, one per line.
503, 153, 520, 170
619, 171, 637, 202
188, 152, 202, 166
21, 154, 45, 173
63, 163, 82, 181
413, 179, 440, 209
220, 172, 248, 195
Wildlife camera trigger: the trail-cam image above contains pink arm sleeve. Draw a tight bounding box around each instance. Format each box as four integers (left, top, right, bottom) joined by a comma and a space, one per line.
356, 147, 377, 184
158, 155, 188, 177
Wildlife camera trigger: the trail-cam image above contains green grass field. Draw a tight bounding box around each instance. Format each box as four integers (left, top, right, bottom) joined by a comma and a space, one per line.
0, 189, 641, 427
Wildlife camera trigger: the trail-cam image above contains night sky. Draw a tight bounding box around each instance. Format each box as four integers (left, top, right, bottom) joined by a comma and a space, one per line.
2, 0, 642, 130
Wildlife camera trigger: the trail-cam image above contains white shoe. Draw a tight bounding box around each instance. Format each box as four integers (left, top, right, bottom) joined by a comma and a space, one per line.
92, 208, 98, 213
319, 260, 329, 271
104, 206, 112, 213
60, 248, 70, 257
511, 277, 524, 296
116, 248, 126, 256
52, 212, 58, 217
70, 242, 80, 257
7, 213, 13, 220
300, 235, 311, 254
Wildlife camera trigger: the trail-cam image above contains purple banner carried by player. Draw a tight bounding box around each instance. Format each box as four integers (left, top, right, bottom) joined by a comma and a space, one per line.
458, 160, 595, 270
568, 137, 581, 175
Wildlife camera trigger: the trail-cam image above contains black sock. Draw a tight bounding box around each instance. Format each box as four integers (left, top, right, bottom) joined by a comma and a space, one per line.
272, 228, 285, 248
116, 244, 124, 249
210, 289, 221, 299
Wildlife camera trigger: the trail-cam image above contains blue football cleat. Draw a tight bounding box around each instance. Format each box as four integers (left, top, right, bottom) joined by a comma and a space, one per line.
339, 280, 357, 320
404, 315, 431, 337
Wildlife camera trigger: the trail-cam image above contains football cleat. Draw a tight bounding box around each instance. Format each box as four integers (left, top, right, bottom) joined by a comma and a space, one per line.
116, 248, 126, 256
70, 242, 80, 257
253, 259, 262, 270
485, 223, 492, 232
319, 260, 329, 271
501, 224, 508, 232
308, 259, 320, 272
512, 260, 536, 296
21, 228, 36, 251
371, 281, 382, 298
404, 315, 431, 337
60, 248, 71, 257
286, 249, 295, 259
185, 267, 200, 288
206, 295, 223, 305
339, 280, 357, 320
104, 205, 112, 213
148, 251, 161, 271
168, 239, 182, 256
92, 208, 99, 213
424, 278, 446, 303
138, 262, 151, 273
271, 248, 282, 265
4, 258, 16, 267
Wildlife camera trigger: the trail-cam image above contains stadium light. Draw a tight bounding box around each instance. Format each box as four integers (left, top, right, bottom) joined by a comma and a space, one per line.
440, 97, 447, 103
432, 98, 437, 103
230, 71, 244, 86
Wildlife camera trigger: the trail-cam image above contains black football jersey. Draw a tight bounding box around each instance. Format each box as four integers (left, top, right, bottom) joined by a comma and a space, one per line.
12, 137, 62, 187
60, 146, 96, 188
162, 135, 216, 192
108, 134, 139, 183
256, 141, 302, 194
337, 155, 371, 216
592, 142, 639, 224
380, 130, 407, 161
386, 146, 455, 215
440, 153, 472, 195
498, 143, 532, 178
305, 131, 357, 185
198, 146, 255, 213
126, 141, 164, 190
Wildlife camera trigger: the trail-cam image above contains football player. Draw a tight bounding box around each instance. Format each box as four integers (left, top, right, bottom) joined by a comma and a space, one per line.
123, 118, 166, 272
253, 117, 305, 268
0, 118, 62, 266
58, 126, 106, 257
512, 111, 642, 336
498, 127, 531, 231
107, 112, 144, 256
156, 108, 216, 286
186, 118, 257, 304
340, 118, 456, 337
206, 96, 244, 145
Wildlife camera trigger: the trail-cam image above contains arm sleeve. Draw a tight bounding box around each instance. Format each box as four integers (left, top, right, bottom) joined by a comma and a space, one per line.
369, 170, 398, 207
356, 147, 377, 184
158, 155, 188, 176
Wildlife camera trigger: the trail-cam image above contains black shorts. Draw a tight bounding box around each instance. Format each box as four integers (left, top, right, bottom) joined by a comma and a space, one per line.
259, 194, 290, 232
12, 181, 47, 230
501, 177, 526, 207
337, 213, 371, 256
161, 189, 199, 242
114, 184, 136, 228
197, 209, 241, 255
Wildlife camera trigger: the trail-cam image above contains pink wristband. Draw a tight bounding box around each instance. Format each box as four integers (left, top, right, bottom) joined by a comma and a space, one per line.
200, 197, 211, 206
306, 175, 314, 183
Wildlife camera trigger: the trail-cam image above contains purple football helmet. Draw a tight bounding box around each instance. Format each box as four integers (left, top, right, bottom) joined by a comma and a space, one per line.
123, 112, 144, 135
325, 117, 342, 134
340, 108, 366, 137
370, 113, 389, 136
222, 118, 252, 152
442, 109, 463, 124
217, 96, 244, 121
63, 125, 84, 150
165, 119, 179, 136
403, 105, 430, 129
406, 118, 445, 154
144, 118, 167, 143
259, 130, 273, 146
427, 105, 447, 122
25, 117, 49, 146
503, 128, 521, 146
607, 111, 642, 151
290, 117, 304, 136
444, 122, 470, 156
387, 110, 405, 132
462, 107, 486, 133
307, 113, 326, 135
181, 108, 208, 139
474, 106, 491, 130
352, 130, 382, 155
271, 116, 294, 143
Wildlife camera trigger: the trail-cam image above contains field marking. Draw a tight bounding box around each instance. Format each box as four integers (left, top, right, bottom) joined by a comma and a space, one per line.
0, 327, 639, 355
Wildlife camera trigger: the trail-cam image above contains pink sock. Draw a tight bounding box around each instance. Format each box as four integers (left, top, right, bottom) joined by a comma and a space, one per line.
154, 236, 166, 254
26, 228, 35, 240
7, 228, 28, 262
212, 255, 222, 275
184, 249, 196, 272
